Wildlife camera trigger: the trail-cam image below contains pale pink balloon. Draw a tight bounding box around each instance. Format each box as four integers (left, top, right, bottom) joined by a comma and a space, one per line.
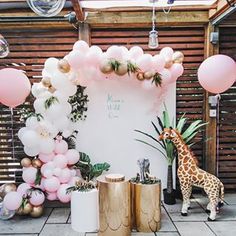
152, 54, 166, 72
37, 177, 46, 191
198, 54, 236, 94
47, 191, 58, 201
22, 167, 37, 184
160, 47, 174, 59
3, 191, 22, 210
129, 46, 144, 59
73, 40, 89, 53
29, 191, 45, 206
54, 139, 68, 154
106, 45, 123, 60
65, 149, 80, 165
53, 154, 68, 168
53, 167, 62, 177
67, 50, 85, 70
0, 68, 31, 108
136, 54, 153, 72
41, 162, 55, 176
43, 169, 53, 178
142, 80, 155, 90
58, 168, 72, 184
17, 183, 31, 197
70, 169, 76, 177
57, 184, 71, 203
169, 63, 184, 80
44, 176, 60, 192
85, 46, 103, 67
38, 153, 55, 163
159, 69, 173, 85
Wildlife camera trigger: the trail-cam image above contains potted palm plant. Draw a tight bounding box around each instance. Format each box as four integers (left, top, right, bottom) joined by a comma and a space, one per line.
135, 105, 207, 205
67, 152, 110, 233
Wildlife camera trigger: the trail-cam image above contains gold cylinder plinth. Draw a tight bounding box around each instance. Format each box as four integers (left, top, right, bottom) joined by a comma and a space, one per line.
97, 175, 131, 236
131, 181, 161, 232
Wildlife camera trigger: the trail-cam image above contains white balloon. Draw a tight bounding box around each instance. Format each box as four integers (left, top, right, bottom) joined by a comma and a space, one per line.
33, 98, 46, 114
44, 57, 59, 74
60, 84, 77, 97
39, 138, 55, 154
38, 121, 58, 138
45, 103, 63, 120
53, 91, 69, 103
31, 83, 47, 98
50, 72, 69, 90
62, 129, 73, 138
26, 116, 39, 129
24, 145, 40, 157
18, 127, 29, 140
21, 130, 40, 147
53, 116, 70, 131
62, 102, 72, 115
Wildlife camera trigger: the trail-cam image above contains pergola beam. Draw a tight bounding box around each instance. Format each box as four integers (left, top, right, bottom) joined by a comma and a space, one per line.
70, 0, 84, 21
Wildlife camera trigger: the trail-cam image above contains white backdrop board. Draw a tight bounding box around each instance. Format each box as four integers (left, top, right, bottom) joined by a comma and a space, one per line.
76, 77, 176, 190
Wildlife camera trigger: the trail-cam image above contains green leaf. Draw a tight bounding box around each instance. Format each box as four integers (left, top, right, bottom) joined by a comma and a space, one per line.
151, 122, 166, 149
176, 116, 187, 133
182, 121, 207, 140
91, 163, 110, 179
79, 152, 91, 164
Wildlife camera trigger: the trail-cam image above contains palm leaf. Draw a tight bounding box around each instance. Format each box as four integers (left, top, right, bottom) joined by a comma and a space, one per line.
176, 115, 187, 133
151, 122, 166, 149
182, 121, 207, 140
157, 116, 164, 131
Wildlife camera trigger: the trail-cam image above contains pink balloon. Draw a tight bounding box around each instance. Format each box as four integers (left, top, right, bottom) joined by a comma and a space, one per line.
65, 149, 80, 165
106, 46, 123, 60
152, 54, 166, 72
47, 191, 58, 201
44, 176, 60, 192
53, 167, 62, 177
38, 153, 55, 163
17, 183, 31, 197
41, 162, 55, 177
73, 40, 89, 53
3, 191, 22, 210
0, 68, 31, 108
142, 80, 155, 90
29, 191, 45, 206
85, 46, 103, 67
67, 51, 85, 70
54, 139, 68, 154
198, 54, 236, 94
57, 184, 71, 203
159, 69, 173, 85
58, 168, 72, 184
160, 47, 174, 59
136, 54, 153, 72
22, 167, 37, 184
129, 46, 144, 59
169, 63, 184, 80
43, 169, 53, 178
53, 154, 68, 168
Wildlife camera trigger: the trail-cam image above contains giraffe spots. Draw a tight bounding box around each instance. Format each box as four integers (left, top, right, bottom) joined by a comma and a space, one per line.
198, 174, 203, 180
184, 165, 189, 171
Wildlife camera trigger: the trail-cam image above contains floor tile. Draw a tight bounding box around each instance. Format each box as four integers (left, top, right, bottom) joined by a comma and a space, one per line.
206, 221, 236, 236
47, 208, 70, 224
216, 204, 236, 221
160, 206, 177, 232
39, 224, 84, 236
174, 222, 215, 236
223, 194, 236, 205
0, 208, 52, 234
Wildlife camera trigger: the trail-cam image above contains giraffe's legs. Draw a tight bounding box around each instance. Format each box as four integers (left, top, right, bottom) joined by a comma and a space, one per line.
205, 202, 211, 213
180, 184, 192, 216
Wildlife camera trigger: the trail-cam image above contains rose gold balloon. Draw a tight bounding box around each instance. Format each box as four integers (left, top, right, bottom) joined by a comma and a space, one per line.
58, 59, 71, 73
30, 205, 44, 218
22, 203, 33, 215
164, 59, 173, 69
136, 72, 145, 81
172, 51, 184, 64
41, 77, 51, 88
32, 159, 43, 168
21, 158, 32, 168
0, 183, 17, 198
48, 86, 56, 93
144, 71, 154, 80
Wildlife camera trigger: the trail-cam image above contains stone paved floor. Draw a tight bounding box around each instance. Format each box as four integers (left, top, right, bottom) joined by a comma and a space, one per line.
1, 193, 236, 236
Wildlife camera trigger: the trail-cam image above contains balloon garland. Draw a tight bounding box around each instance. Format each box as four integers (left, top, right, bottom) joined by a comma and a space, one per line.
0, 40, 184, 219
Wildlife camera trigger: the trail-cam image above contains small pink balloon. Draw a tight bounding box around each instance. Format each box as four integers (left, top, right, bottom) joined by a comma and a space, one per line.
129, 46, 144, 59
3, 191, 22, 210
54, 139, 68, 154
47, 191, 58, 201
160, 69, 173, 85
198, 54, 236, 94
73, 40, 89, 53
44, 176, 60, 193
169, 63, 184, 80
17, 183, 31, 197
38, 153, 55, 163
160, 47, 174, 59
53, 154, 68, 168
106, 45, 123, 60
41, 162, 55, 176
0, 68, 31, 108
58, 168, 71, 184
85, 46, 103, 67
57, 184, 71, 203
43, 169, 53, 178
65, 149, 80, 165
37, 177, 46, 191
136, 54, 153, 72
67, 50, 85, 70
152, 54, 166, 72
53, 167, 62, 177
70, 169, 76, 177
29, 191, 45, 206
22, 167, 37, 184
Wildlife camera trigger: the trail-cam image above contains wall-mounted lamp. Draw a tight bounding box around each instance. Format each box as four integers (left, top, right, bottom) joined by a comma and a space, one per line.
148, 0, 159, 49
0, 34, 10, 58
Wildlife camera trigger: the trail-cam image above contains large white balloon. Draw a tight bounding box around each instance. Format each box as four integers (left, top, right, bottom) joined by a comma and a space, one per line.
24, 145, 40, 157
26, 116, 39, 129
44, 57, 59, 74
39, 138, 55, 154
21, 130, 40, 147
33, 98, 46, 114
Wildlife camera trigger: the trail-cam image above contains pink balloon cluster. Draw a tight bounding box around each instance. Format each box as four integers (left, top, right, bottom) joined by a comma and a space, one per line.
0, 68, 31, 108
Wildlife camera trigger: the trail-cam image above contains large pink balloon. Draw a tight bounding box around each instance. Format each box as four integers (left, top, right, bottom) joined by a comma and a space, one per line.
0, 68, 31, 108
22, 167, 37, 184
169, 63, 184, 81
38, 152, 55, 163
29, 191, 45, 206
198, 54, 236, 94
54, 140, 68, 154
57, 184, 71, 203
65, 149, 80, 165
3, 191, 22, 210
44, 176, 60, 193
17, 183, 31, 197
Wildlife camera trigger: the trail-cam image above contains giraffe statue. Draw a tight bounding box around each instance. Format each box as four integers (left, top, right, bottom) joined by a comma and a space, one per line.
159, 127, 224, 221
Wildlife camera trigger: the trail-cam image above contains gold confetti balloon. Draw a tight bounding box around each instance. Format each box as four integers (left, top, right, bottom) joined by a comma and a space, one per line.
172, 51, 184, 64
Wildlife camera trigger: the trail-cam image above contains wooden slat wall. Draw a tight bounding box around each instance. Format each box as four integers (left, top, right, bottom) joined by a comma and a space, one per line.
218, 26, 236, 190
91, 26, 206, 166
0, 26, 78, 183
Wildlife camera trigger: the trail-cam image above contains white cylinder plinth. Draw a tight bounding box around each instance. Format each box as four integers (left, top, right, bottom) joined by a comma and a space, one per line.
71, 189, 99, 233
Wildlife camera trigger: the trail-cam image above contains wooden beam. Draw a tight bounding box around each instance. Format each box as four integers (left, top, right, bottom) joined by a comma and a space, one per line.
204, 22, 219, 175
79, 22, 90, 44
86, 11, 209, 28
70, 0, 84, 21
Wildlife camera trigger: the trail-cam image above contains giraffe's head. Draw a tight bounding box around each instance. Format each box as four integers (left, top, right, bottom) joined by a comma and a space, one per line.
159, 127, 178, 141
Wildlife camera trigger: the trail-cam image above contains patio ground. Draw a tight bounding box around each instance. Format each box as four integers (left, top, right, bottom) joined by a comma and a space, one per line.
1, 193, 236, 236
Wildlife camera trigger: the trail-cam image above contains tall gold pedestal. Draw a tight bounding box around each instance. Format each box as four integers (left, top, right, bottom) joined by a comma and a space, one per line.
97, 175, 131, 236
131, 181, 161, 232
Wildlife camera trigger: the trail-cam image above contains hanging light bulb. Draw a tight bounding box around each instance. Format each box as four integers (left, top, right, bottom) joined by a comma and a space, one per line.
148, 0, 159, 49
26, 0, 66, 17
0, 34, 10, 58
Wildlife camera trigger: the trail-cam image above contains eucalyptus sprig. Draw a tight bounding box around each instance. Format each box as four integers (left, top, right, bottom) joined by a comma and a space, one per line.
66, 179, 96, 193
44, 96, 59, 109
127, 61, 139, 75
34, 169, 42, 186
110, 59, 121, 71
18, 107, 43, 122
152, 73, 162, 87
